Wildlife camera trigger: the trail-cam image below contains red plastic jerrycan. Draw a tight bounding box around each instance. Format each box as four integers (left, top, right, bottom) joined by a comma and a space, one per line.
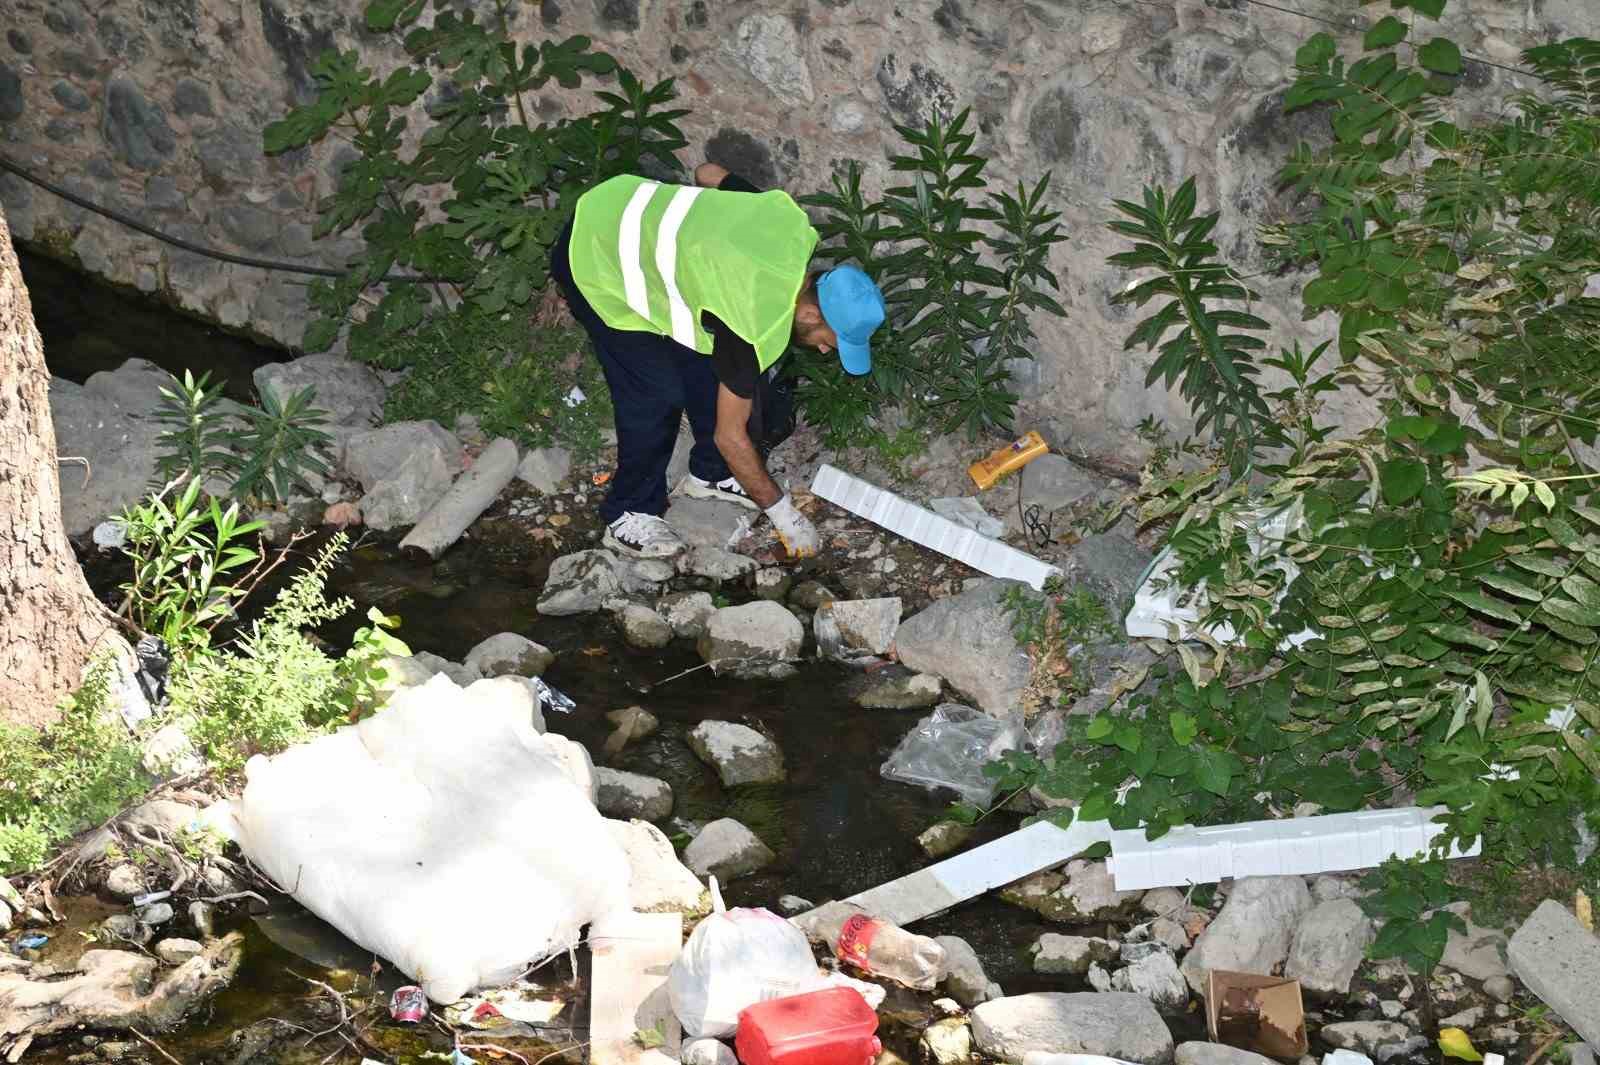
735, 987, 881, 1065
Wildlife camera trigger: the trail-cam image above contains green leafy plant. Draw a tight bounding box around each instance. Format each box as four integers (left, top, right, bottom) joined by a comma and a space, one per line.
226, 385, 335, 504
1003, 581, 1114, 708
801, 110, 1068, 441
1108, 179, 1279, 477
152, 370, 235, 486
118, 478, 265, 652
0, 662, 148, 875
263, 0, 686, 363
172, 534, 382, 772
1358, 855, 1467, 1024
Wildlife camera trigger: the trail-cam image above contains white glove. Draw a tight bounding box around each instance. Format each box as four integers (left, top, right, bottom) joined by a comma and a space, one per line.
765, 493, 819, 559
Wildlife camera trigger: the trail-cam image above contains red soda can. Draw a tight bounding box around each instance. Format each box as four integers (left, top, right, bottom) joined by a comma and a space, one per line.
390, 985, 428, 1023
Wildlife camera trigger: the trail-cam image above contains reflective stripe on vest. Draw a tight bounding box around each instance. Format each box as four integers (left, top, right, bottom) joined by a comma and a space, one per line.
616, 181, 706, 348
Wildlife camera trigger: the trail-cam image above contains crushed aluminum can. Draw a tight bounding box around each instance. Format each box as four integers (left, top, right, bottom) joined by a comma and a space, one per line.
390, 985, 428, 1023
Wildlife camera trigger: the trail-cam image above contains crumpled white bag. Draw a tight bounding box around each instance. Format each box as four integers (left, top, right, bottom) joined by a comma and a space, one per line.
234, 673, 630, 1004
669, 879, 841, 1039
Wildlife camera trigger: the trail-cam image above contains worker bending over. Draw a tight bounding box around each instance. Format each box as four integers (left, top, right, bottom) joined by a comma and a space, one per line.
550, 162, 885, 559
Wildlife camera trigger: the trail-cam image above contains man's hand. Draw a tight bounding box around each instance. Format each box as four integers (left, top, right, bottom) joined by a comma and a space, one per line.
765, 494, 819, 558
694, 162, 730, 188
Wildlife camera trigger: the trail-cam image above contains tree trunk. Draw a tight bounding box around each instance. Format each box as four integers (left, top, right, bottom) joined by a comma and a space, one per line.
0, 203, 107, 727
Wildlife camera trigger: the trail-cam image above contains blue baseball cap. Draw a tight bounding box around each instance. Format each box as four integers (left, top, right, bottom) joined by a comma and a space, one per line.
817, 265, 886, 376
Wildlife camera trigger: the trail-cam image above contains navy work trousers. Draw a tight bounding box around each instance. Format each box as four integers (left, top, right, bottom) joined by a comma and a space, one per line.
550, 223, 731, 523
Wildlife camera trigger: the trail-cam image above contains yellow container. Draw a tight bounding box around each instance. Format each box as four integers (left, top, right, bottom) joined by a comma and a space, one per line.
969, 431, 1049, 490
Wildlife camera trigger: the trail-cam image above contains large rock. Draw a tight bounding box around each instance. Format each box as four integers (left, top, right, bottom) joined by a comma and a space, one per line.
971, 992, 1175, 1064
893, 580, 1033, 715
1285, 898, 1373, 998
935, 935, 1002, 1007
1181, 875, 1313, 995
253, 354, 384, 430
682, 545, 757, 581
823, 598, 902, 656
618, 604, 673, 649
50, 367, 167, 535
1507, 899, 1600, 1045
698, 602, 803, 673
1439, 903, 1510, 982
663, 497, 751, 550
342, 421, 462, 491
1175, 1044, 1279, 1065
605, 819, 706, 913
595, 767, 674, 822
538, 550, 625, 616
358, 447, 453, 531
1032, 934, 1117, 974
687, 720, 785, 787
658, 591, 716, 639
684, 818, 774, 881
1059, 532, 1154, 617
1000, 860, 1144, 923
463, 632, 554, 678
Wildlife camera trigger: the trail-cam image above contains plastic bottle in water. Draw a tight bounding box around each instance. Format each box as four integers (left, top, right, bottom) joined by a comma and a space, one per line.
790, 901, 948, 991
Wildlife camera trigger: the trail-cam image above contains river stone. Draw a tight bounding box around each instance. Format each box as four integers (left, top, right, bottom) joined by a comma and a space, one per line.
140, 722, 204, 779
687, 720, 785, 786
1285, 898, 1374, 998
342, 420, 462, 491
682, 545, 757, 581
605, 819, 706, 914
918, 820, 973, 859
858, 672, 943, 709
463, 632, 554, 677
102, 75, 174, 169
137, 901, 174, 926
684, 818, 774, 882
658, 591, 716, 639
633, 559, 676, 584
1001, 860, 1143, 923
682, 1039, 737, 1065
1440, 903, 1510, 982
104, 864, 147, 900
1175, 1043, 1279, 1065
1508, 899, 1600, 1045
893, 580, 1033, 715
664, 497, 750, 550
971, 992, 1175, 1064
51, 79, 90, 111
619, 604, 673, 649
154, 938, 203, 965
825, 598, 902, 656
1059, 532, 1154, 617
595, 767, 673, 822
411, 651, 481, 688
1032, 934, 1117, 974
698, 601, 803, 672
922, 1018, 972, 1065
171, 77, 213, 117
101, 914, 152, 947
1320, 1021, 1417, 1057
1181, 875, 1313, 995
1111, 949, 1188, 1011
789, 581, 838, 610
935, 935, 1002, 1006
253, 354, 385, 430
516, 446, 571, 494
538, 550, 625, 616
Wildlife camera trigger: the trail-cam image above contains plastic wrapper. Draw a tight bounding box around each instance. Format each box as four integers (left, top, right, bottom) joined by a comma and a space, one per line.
880, 704, 1024, 805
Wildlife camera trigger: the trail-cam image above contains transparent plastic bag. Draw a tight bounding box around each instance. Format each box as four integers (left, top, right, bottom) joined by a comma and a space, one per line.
668, 878, 825, 1039
880, 704, 1024, 805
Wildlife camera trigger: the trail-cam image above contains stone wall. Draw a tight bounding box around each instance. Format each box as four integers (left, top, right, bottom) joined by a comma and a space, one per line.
0, 0, 1586, 460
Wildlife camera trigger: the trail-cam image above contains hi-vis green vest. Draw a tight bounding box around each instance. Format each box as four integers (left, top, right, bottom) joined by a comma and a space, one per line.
567, 175, 820, 371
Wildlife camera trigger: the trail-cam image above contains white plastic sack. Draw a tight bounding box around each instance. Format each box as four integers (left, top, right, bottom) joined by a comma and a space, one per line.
669, 879, 824, 1039
234, 673, 631, 1004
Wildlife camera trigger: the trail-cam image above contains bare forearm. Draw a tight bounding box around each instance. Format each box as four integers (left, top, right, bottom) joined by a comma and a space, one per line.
715, 427, 782, 509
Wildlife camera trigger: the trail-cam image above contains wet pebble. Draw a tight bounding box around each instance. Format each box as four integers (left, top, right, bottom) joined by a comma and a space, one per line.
138, 901, 175, 926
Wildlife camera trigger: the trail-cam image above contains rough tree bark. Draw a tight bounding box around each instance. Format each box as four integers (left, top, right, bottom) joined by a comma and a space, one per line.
0, 203, 107, 727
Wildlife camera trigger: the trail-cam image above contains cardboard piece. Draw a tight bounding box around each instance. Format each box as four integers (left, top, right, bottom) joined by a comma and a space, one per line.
1205, 970, 1307, 1060
589, 911, 683, 1065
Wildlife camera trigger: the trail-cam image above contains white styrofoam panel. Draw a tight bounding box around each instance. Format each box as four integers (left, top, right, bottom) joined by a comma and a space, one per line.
1104, 806, 1480, 891
810, 464, 1059, 590
836, 818, 1113, 926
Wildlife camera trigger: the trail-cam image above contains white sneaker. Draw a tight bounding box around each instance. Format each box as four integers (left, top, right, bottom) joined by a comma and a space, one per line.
603, 512, 686, 559
676, 473, 759, 511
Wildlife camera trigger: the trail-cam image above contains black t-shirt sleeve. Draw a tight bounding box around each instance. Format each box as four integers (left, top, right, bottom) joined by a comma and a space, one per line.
717, 172, 762, 194
705, 312, 760, 399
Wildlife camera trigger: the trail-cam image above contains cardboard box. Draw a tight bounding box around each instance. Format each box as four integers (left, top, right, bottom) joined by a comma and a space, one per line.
1205, 970, 1308, 1060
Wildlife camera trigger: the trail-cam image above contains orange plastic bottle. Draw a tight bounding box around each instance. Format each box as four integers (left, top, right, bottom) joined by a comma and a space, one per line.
968, 431, 1049, 490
